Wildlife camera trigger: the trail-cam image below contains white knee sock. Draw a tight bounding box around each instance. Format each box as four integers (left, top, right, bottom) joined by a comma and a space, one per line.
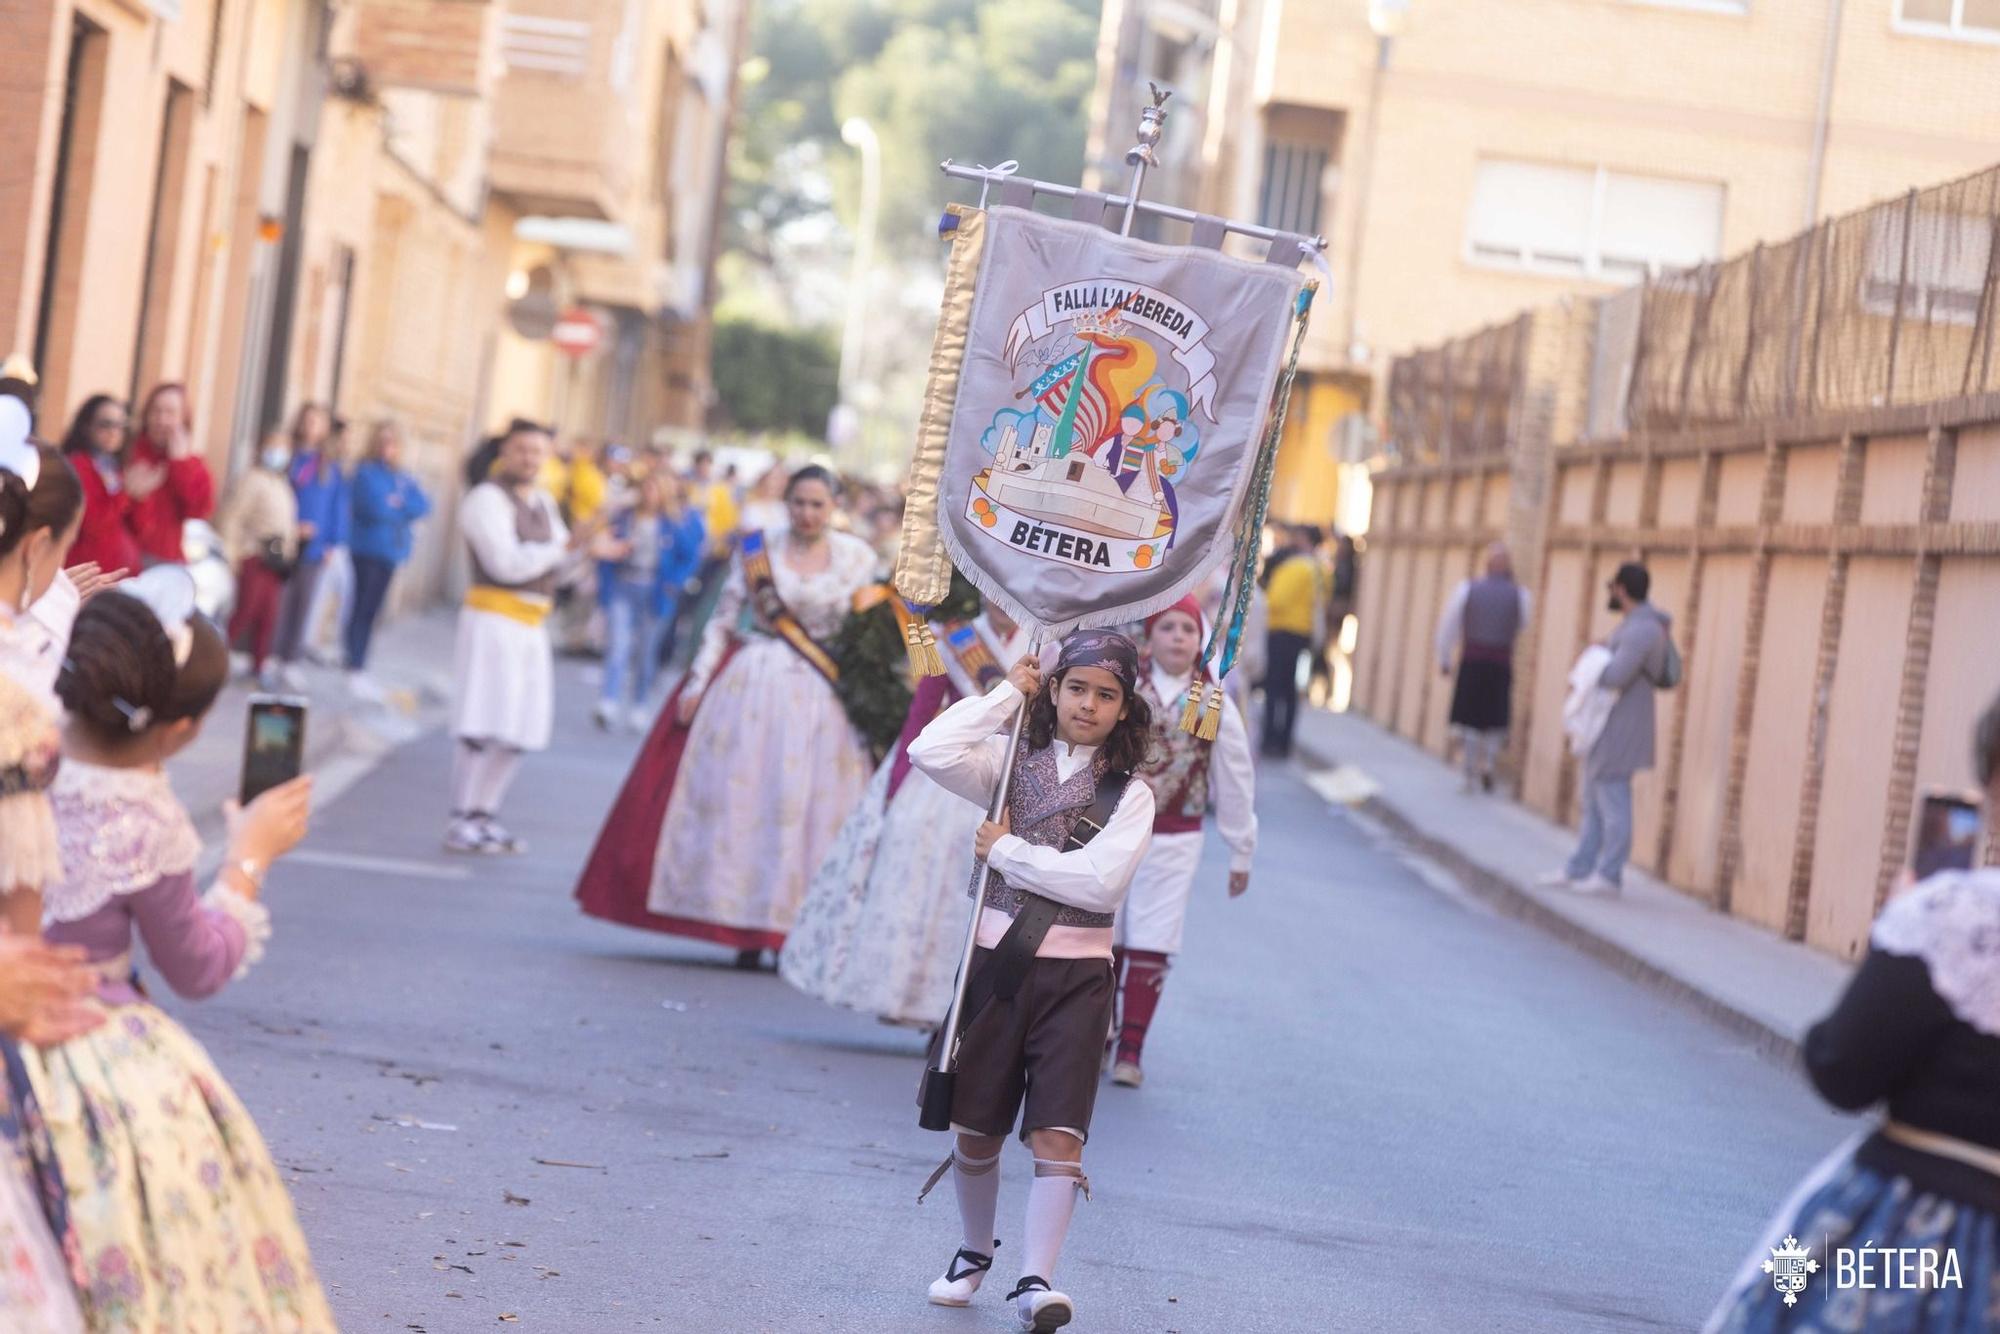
1019, 1158, 1088, 1284
953, 1146, 1002, 1257
472, 747, 523, 817
451, 741, 484, 816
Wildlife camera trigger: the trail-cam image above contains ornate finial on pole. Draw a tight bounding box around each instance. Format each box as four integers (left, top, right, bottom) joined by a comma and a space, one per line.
1119, 83, 1173, 237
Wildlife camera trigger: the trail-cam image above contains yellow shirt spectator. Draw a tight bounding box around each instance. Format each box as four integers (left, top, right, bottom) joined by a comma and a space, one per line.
1266, 553, 1322, 637
539, 452, 608, 525
701, 481, 740, 558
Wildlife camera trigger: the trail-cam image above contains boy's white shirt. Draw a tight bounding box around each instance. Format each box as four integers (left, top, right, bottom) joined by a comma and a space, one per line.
1146, 661, 1258, 872
907, 678, 1155, 917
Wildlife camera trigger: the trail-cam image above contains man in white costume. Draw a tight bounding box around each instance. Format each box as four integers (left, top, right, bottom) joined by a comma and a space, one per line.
447, 420, 576, 854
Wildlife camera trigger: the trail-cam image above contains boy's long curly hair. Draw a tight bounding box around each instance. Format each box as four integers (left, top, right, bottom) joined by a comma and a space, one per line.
1023, 669, 1153, 775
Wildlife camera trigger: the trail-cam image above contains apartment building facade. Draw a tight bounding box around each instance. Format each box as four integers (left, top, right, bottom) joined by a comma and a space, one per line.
1084, 0, 2000, 526
0, 0, 740, 599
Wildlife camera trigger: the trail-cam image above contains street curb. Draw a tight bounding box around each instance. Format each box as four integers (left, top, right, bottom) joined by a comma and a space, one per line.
1292, 735, 1806, 1068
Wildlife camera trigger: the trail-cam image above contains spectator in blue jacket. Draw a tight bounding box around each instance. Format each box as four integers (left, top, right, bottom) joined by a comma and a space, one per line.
345, 420, 433, 696
271, 403, 349, 688
594, 469, 704, 730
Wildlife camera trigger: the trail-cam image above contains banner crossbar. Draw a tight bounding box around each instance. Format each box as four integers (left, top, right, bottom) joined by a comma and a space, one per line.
940, 160, 1328, 253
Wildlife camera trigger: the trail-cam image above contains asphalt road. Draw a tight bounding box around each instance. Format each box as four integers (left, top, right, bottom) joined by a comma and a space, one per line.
156, 665, 1855, 1332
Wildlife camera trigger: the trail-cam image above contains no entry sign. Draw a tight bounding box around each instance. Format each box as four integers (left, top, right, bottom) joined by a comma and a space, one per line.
552, 307, 604, 358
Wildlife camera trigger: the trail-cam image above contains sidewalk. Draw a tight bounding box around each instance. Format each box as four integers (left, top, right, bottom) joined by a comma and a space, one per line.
1291, 708, 1853, 1058
168, 610, 458, 852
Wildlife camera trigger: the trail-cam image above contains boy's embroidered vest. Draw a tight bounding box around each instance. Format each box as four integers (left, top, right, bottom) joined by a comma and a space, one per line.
469, 484, 559, 597
1138, 665, 1212, 834
979, 742, 1115, 929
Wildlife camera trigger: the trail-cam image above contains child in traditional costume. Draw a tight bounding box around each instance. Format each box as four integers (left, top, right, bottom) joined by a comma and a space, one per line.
0, 666, 92, 1334
575, 465, 877, 966
0, 410, 94, 1333
1109, 594, 1256, 1088
780, 597, 1031, 1026
907, 631, 1155, 1333
448, 420, 577, 855
26, 570, 334, 1330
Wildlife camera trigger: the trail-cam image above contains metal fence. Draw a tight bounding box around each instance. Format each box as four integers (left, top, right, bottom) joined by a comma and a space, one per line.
1625, 163, 2000, 432
1382, 314, 1528, 461
1388, 162, 2000, 451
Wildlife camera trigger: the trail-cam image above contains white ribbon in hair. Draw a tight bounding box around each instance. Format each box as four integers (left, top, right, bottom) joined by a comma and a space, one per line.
121, 565, 199, 668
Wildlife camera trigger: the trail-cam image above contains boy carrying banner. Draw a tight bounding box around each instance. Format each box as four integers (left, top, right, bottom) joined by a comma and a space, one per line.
907, 630, 1156, 1332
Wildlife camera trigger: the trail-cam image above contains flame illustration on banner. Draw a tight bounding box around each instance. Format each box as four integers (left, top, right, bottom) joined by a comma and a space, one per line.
971, 289, 1209, 576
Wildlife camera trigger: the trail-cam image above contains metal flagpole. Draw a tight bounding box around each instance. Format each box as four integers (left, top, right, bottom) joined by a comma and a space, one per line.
921, 636, 1042, 1129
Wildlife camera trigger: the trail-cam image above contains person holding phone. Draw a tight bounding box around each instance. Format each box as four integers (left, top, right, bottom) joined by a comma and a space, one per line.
25, 569, 333, 1328
1706, 690, 2000, 1330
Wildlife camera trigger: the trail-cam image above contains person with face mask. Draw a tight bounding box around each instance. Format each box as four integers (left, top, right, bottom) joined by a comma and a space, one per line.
1542, 560, 1675, 896
216, 431, 300, 688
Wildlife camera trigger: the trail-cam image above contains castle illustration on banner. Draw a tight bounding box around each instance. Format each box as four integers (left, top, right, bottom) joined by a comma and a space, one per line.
968, 288, 1207, 574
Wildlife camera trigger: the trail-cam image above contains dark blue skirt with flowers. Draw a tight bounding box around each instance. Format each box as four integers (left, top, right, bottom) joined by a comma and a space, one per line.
1707, 1133, 2000, 1333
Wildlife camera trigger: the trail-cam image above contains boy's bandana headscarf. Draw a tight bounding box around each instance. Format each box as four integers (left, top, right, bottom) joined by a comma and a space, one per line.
1054, 629, 1139, 694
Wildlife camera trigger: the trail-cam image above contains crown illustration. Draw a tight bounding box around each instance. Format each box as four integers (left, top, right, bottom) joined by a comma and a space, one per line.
1074, 306, 1127, 337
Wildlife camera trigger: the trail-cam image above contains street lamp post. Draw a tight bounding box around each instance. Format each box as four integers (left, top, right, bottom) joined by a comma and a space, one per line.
830, 116, 880, 456
1345, 0, 1411, 366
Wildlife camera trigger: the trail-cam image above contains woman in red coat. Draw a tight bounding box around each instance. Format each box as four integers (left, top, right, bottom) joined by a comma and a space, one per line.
126, 383, 215, 564
60, 384, 214, 574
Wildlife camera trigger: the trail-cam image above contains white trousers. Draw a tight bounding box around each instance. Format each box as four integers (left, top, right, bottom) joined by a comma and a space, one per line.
1112, 829, 1206, 955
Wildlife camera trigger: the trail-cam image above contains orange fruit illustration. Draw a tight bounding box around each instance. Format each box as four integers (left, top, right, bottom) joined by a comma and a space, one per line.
1133, 545, 1154, 568
980, 510, 998, 527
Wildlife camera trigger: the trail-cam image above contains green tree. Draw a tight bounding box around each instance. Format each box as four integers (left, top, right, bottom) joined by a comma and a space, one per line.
708, 317, 841, 436
729, 0, 1101, 259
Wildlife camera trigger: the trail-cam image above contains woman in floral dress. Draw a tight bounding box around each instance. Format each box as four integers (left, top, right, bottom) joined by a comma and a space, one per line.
0, 423, 97, 1331
26, 571, 334, 1331
577, 465, 879, 966
780, 602, 1030, 1026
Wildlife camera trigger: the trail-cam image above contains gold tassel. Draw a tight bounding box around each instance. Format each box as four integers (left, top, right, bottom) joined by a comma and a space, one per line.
906, 618, 947, 678
1177, 683, 1205, 735
1195, 682, 1224, 741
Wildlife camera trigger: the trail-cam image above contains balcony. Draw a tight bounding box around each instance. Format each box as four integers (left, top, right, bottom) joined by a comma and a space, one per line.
488, 1, 639, 220
334, 0, 499, 101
